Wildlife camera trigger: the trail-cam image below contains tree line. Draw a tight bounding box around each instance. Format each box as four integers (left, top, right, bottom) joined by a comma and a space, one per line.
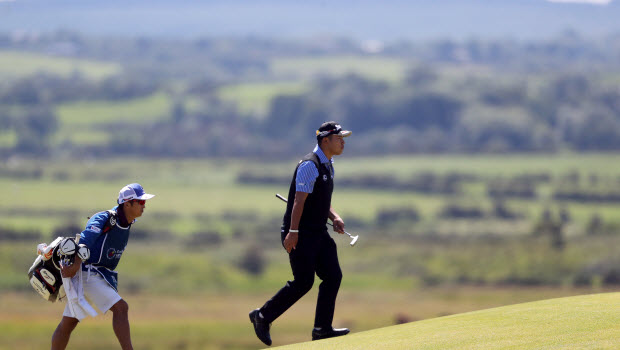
2, 31, 620, 158
114, 72, 620, 157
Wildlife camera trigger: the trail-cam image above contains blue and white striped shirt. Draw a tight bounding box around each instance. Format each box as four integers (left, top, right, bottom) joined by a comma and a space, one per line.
296, 145, 335, 193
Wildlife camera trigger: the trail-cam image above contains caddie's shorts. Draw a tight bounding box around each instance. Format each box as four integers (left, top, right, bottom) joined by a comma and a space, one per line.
62, 271, 121, 320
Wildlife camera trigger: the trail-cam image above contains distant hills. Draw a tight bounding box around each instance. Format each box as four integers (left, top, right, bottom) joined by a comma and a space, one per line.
1, 0, 620, 40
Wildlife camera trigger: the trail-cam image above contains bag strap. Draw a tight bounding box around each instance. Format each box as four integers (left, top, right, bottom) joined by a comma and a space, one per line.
102, 210, 117, 234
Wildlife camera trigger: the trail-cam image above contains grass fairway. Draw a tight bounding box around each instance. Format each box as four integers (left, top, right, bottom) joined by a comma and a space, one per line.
272, 293, 620, 350
1, 288, 608, 350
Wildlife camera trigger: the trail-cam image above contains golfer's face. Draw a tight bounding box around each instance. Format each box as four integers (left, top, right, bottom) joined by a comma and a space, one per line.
328, 135, 345, 155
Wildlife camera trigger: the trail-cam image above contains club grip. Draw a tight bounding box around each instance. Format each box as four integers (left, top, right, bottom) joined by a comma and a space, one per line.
275, 193, 288, 203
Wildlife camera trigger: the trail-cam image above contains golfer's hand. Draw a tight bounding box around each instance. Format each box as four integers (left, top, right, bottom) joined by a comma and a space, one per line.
284, 231, 298, 253
332, 217, 345, 234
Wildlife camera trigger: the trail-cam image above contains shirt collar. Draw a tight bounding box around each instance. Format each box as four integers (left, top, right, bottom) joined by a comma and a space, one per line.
114, 205, 134, 227
313, 144, 334, 164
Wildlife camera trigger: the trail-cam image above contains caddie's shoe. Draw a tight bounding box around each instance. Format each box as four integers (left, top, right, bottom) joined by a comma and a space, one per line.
312, 327, 350, 341
249, 309, 272, 346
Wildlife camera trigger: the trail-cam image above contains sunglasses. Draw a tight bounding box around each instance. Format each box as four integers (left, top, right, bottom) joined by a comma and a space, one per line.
131, 199, 146, 205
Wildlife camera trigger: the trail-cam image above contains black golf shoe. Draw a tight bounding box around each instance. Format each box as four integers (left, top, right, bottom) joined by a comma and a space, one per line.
311, 327, 350, 341
249, 309, 272, 346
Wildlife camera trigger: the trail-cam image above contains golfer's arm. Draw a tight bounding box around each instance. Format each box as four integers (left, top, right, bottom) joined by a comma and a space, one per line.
328, 206, 341, 222
290, 191, 308, 231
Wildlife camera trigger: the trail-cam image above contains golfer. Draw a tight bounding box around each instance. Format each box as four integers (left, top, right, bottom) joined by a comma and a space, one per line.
51, 183, 155, 350
250, 121, 352, 345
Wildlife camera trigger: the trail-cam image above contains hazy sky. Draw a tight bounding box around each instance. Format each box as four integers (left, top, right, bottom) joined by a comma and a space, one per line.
0, 0, 619, 40
547, 0, 612, 4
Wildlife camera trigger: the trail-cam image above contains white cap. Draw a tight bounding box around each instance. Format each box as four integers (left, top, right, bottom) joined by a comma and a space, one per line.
117, 183, 155, 204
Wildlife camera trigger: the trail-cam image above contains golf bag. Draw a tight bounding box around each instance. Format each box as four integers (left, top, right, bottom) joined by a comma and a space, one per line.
27, 236, 90, 302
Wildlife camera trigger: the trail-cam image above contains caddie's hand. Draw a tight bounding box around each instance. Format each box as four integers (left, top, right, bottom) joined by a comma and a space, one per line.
284, 231, 298, 253
332, 217, 345, 234
60, 257, 81, 278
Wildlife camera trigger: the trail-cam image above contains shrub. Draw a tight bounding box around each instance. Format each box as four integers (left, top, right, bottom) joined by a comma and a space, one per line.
574, 256, 620, 286
185, 231, 223, 249
376, 207, 420, 225
439, 204, 485, 219
238, 245, 266, 276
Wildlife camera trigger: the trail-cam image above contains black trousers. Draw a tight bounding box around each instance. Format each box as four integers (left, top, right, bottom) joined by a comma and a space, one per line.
259, 229, 343, 328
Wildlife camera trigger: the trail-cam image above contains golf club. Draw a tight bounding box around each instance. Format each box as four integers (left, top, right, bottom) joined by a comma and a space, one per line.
275, 193, 359, 246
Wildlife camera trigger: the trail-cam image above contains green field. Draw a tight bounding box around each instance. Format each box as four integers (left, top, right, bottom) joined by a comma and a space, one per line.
218, 82, 308, 116
0, 50, 120, 80
56, 92, 172, 125
2, 154, 619, 291
271, 56, 409, 83
336, 153, 620, 178
2, 153, 620, 236
53, 93, 173, 146
0, 130, 16, 148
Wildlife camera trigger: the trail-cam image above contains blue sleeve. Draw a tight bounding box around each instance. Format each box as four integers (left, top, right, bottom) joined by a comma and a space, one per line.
295, 161, 319, 193
79, 212, 108, 249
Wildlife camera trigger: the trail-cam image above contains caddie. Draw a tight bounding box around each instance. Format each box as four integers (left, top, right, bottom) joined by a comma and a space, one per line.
51, 183, 154, 350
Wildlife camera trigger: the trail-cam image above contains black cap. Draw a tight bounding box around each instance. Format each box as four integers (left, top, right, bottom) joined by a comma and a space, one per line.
316, 121, 352, 141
